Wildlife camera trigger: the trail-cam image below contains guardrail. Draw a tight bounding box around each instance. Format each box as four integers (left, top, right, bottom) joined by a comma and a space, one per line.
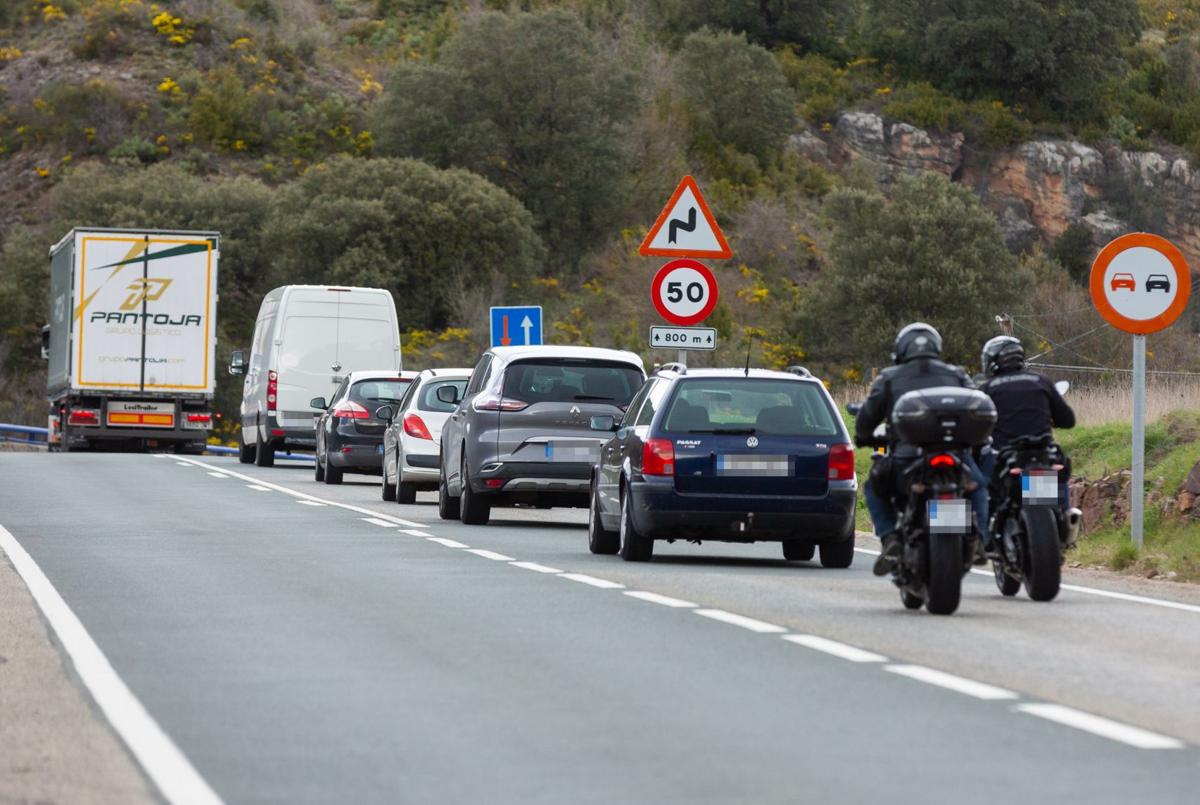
0, 423, 313, 461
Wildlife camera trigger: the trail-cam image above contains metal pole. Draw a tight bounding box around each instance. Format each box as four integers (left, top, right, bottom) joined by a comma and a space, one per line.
677, 349, 687, 367
1131, 334, 1146, 549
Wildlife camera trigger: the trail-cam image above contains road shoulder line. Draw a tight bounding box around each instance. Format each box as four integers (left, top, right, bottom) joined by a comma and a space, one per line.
885, 664, 1018, 700
1014, 703, 1184, 749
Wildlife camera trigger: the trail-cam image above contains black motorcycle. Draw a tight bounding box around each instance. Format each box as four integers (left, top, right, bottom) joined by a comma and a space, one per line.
854, 387, 997, 616
986, 433, 1081, 602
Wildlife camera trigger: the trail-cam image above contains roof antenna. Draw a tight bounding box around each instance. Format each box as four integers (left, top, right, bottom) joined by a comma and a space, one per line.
744, 332, 754, 377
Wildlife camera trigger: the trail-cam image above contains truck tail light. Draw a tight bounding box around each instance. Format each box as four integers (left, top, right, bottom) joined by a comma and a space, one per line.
331, 400, 370, 419
183, 412, 213, 430
186, 413, 211, 424
68, 408, 99, 426
827, 443, 855, 480
472, 393, 529, 412
403, 413, 432, 440
642, 438, 675, 476
267, 370, 278, 412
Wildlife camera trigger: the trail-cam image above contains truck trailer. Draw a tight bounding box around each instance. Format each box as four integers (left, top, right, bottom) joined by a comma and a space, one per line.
45, 227, 220, 452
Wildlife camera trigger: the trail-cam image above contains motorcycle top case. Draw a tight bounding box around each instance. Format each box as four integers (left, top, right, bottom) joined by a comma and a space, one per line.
890, 386, 996, 448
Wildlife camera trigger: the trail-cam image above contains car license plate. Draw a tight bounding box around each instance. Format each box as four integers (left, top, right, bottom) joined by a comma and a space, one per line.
1021, 470, 1058, 504
544, 442, 597, 462
928, 499, 971, 533
716, 454, 790, 476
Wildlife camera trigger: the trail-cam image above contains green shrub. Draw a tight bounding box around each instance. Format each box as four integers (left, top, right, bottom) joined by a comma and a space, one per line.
1051, 222, 1096, 285
108, 135, 160, 163
188, 68, 263, 152
882, 82, 967, 131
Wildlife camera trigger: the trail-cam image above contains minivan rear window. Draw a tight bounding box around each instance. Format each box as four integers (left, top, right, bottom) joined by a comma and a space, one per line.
502, 360, 643, 407
662, 378, 840, 436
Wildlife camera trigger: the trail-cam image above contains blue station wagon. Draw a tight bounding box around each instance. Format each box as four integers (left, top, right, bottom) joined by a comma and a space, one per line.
587, 365, 858, 565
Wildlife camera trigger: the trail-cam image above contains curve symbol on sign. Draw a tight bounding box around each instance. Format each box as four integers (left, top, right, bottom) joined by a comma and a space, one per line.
669, 208, 696, 244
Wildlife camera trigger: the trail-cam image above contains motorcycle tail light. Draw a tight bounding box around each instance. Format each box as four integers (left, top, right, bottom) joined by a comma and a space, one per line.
929, 453, 957, 468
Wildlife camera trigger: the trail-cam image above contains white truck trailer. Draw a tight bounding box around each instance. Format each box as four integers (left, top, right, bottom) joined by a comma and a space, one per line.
45, 227, 219, 452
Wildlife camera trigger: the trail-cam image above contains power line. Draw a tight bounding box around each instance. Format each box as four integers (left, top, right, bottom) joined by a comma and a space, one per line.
1012, 320, 1108, 368
1029, 362, 1200, 378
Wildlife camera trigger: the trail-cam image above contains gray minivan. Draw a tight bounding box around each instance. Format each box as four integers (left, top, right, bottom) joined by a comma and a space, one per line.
438, 346, 645, 525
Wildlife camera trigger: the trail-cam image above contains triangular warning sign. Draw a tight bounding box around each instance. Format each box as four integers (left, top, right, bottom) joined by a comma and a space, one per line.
639, 175, 732, 259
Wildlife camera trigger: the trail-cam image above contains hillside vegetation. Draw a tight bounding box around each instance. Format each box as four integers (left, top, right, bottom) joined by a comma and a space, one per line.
3, 0, 1200, 430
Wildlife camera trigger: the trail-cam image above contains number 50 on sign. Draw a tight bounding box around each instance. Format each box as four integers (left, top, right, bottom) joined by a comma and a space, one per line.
650, 258, 719, 326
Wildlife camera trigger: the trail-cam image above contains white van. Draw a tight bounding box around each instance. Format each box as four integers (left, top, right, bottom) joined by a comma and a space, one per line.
229, 285, 401, 466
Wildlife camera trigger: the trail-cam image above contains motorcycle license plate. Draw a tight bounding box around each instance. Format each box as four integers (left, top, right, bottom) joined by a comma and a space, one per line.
1021, 470, 1058, 505
928, 499, 971, 533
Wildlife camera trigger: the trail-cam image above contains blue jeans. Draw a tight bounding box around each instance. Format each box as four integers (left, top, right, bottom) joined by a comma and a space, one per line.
864, 455, 989, 537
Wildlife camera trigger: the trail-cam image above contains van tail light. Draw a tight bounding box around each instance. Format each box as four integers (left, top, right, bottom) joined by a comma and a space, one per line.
267, 370, 278, 412
472, 393, 529, 412
331, 400, 370, 420
929, 453, 958, 468
403, 413, 433, 440
827, 443, 855, 480
68, 408, 99, 426
642, 438, 675, 476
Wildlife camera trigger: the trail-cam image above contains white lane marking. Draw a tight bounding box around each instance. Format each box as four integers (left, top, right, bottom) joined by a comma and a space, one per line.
246, 485, 270, 491
561, 573, 625, 589
174, 462, 191, 467
1014, 703, 1184, 750
206, 472, 226, 478
0, 524, 224, 805
782, 634, 888, 663
427, 537, 468, 549
400, 529, 434, 538
885, 665, 1018, 700
296, 500, 325, 507
855, 545, 1200, 616
694, 609, 787, 634
624, 591, 698, 608
510, 561, 563, 574
465, 549, 514, 561
361, 517, 397, 528
167, 457, 424, 527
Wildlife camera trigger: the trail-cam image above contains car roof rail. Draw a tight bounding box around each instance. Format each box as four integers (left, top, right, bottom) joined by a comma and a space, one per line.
784, 365, 813, 378
655, 362, 687, 376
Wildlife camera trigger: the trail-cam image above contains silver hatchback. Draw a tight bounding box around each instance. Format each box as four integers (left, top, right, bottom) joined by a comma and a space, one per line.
438, 346, 645, 525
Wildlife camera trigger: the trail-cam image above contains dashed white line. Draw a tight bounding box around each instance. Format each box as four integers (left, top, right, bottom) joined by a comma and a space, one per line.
885, 665, 1018, 700
510, 561, 563, 574
361, 517, 398, 528
560, 573, 625, 589
694, 609, 787, 634
624, 591, 697, 608
426, 537, 468, 549
245, 485, 270, 492
782, 634, 888, 663
0, 524, 224, 805
1014, 703, 1184, 749
296, 500, 325, 507
174, 462, 191, 467
206, 472, 226, 478
465, 549, 514, 561
400, 529, 434, 538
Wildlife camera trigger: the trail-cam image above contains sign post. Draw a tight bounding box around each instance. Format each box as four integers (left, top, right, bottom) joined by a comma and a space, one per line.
639, 176, 729, 366
1089, 233, 1191, 548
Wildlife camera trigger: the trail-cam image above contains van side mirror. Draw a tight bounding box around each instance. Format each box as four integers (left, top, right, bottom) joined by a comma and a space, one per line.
310, 397, 327, 410
228, 350, 247, 376
436, 385, 460, 405
41, 325, 50, 360
375, 405, 394, 422
590, 415, 617, 432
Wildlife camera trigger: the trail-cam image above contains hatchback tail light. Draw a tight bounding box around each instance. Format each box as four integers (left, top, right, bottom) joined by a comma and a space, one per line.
403, 413, 432, 440
68, 408, 99, 426
472, 393, 529, 412
267, 370, 278, 412
827, 443, 855, 480
642, 438, 675, 476
331, 400, 370, 419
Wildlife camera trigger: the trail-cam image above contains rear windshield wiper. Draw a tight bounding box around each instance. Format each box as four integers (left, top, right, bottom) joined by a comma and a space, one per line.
688, 427, 757, 435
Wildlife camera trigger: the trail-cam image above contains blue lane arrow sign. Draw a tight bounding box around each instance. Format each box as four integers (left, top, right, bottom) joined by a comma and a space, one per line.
490, 306, 543, 347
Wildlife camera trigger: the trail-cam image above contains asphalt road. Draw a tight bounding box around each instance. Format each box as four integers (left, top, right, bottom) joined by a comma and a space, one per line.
1, 452, 1197, 804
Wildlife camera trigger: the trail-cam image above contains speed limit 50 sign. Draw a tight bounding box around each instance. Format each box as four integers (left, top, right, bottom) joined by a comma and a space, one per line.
650, 258, 718, 326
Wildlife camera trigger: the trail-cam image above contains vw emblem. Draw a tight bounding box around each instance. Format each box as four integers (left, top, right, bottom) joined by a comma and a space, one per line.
746, 436, 759, 448
331, 360, 342, 373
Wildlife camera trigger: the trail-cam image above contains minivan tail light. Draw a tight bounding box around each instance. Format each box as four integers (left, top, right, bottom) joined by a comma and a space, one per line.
267, 370, 278, 412
472, 393, 529, 412
331, 400, 370, 419
827, 443, 855, 481
68, 408, 99, 426
643, 438, 675, 476
403, 413, 432, 440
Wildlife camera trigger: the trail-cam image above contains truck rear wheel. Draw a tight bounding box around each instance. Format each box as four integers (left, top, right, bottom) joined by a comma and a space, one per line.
238, 429, 256, 464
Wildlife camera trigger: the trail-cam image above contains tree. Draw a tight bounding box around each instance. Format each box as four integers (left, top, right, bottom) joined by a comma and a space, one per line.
658, 0, 850, 53
796, 172, 1028, 369
676, 30, 798, 166
865, 0, 1141, 122
376, 10, 636, 265
263, 156, 544, 333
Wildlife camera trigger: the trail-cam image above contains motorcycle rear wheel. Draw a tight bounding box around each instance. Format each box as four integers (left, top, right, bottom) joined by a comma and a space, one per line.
993, 560, 1021, 596
1022, 506, 1062, 602
926, 534, 963, 615
901, 589, 924, 610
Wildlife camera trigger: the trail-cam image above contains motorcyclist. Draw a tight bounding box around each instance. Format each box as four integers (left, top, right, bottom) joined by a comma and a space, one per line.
976, 336, 1076, 513
855, 323, 989, 576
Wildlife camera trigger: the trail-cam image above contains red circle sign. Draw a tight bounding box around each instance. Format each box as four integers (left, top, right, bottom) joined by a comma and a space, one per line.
1089, 233, 1191, 335
650, 259, 719, 325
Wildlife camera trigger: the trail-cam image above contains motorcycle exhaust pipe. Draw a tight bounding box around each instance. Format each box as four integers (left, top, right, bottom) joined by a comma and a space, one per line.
1065, 507, 1082, 550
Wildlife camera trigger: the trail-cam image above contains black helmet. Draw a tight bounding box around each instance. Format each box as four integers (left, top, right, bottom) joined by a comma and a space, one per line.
981, 335, 1025, 377
891, 322, 943, 364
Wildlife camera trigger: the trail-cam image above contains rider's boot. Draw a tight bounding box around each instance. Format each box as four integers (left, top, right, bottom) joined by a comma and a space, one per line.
873, 531, 902, 576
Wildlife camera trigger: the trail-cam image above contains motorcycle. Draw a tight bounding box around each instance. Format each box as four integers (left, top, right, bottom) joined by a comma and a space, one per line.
852, 387, 997, 615
985, 433, 1082, 602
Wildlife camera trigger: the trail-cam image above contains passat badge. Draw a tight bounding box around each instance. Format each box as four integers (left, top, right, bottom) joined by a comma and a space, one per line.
746, 436, 759, 448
